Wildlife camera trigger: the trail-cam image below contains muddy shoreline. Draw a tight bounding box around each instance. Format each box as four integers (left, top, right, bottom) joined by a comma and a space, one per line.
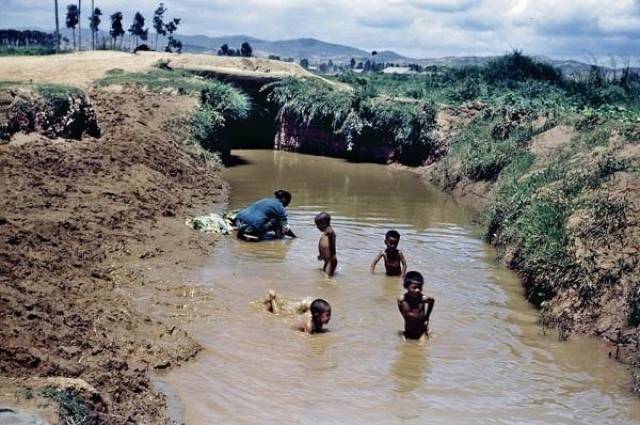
0, 86, 228, 423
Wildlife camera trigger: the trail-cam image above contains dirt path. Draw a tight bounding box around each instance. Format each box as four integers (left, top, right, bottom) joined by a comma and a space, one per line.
0, 51, 345, 89
0, 86, 228, 423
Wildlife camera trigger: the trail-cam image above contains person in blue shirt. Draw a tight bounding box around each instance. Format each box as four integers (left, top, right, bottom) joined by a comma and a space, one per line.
235, 190, 297, 241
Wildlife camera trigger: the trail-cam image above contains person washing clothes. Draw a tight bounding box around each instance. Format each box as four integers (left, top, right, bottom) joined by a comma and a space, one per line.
235, 190, 297, 241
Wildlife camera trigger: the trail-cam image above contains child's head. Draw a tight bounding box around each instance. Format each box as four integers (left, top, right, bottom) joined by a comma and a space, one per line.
310, 298, 332, 326
403, 271, 424, 296
314, 212, 331, 231
274, 189, 292, 207
385, 230, 400, 248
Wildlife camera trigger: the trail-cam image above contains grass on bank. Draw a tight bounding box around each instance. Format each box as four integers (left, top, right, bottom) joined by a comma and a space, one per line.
334, 51, 640, 117
483, 122, 634, 305
265, 77, 438, 164
96, 68, 250, 161
0, 46, 67, 56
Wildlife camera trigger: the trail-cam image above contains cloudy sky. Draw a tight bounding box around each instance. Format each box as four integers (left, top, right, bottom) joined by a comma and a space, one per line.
2, 0, 640, 61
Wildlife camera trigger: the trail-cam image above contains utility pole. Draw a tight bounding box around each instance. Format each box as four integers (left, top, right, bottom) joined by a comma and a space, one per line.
91, 0, 94, 49
78, 0, 81, 50
54, 0, 60, 51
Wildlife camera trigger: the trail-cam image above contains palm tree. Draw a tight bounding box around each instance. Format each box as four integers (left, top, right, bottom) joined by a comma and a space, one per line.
54, 0, 60, 51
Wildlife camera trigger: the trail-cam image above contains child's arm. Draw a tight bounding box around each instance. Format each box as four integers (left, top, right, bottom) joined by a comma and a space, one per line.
399, 251, 407, 277
424, 296, 435, 323
329, 229, 337, 259
370, 252, 384, 274
397, 297, 405, 315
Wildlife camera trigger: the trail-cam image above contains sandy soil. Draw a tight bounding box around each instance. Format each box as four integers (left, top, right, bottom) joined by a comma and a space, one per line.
0, 85, 228, 423
0, 51, 339, 88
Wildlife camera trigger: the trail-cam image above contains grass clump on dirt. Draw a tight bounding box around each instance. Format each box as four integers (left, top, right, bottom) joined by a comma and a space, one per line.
0, 81, 99, 140
97, 68, 250, 160
40, 387, 98, 425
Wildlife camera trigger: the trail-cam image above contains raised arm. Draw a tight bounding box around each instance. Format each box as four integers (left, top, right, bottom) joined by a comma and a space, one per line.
399, 251, 407, 277
370, 252, 384, 274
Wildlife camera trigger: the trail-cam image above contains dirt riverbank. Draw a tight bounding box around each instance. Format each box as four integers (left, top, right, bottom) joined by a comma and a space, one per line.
414, 105, 640, 378
0, 85, 227, 423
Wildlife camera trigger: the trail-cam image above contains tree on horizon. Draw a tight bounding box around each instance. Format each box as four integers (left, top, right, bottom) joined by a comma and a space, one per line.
65, 3, 79, 49
240, 41, 252, 57
218, 43, 230, 56
89, 6, 102, 50
300, 58, 309, 69
153, 3, 167, 51
110, 12, 124, 49
164, 17, 181, 52
128, 12, 148, 49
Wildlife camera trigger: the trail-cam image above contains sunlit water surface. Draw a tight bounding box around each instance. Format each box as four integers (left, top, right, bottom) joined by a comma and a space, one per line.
165, 150, 640, 424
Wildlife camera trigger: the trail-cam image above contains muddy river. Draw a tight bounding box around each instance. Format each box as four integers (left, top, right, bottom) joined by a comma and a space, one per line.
165, 150, 640, 424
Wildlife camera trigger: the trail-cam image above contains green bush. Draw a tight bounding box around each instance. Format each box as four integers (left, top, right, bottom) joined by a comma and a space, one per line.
40, 387, 97, 425
483, 50, 562, 84
265, 78, 437, 164
265, 77, 353, 128
190, 105, 227, 156
96, 69, 249, 158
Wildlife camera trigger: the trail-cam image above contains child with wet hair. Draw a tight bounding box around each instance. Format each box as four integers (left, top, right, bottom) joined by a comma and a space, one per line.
260, 292, 331, 334
299, 299, 332, 334
370, 230, 407, 277
397, 271, 435, 340
315, 212, 337, 277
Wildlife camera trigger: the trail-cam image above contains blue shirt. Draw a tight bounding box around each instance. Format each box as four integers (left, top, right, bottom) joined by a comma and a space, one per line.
236, 197, 289, 232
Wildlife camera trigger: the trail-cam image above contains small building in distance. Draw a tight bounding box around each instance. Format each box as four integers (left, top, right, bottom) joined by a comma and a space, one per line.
382, 66, 416, 74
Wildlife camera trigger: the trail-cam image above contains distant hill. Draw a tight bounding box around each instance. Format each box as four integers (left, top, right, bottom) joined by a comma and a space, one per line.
8, 28, 631, 76
177, 34, 370, 61
176, 34, 620, 76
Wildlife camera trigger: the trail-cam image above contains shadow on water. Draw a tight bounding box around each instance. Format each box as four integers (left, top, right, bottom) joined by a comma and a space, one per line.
225, 154, 252, 167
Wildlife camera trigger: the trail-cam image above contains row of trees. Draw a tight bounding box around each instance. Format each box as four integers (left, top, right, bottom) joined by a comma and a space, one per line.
217, 42, 253, 57
55, 1, 182, 52
0, 30, 57, 48
297, 57, 424, 74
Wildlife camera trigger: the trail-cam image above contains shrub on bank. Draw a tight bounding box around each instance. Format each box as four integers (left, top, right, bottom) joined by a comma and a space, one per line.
96, 69, 249, 160
0, 81, 99, 140
265, 78, 437, 164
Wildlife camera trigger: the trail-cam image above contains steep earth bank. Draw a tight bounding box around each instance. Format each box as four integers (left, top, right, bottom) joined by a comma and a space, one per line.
0, 85, 227, 423
415, 105, 640, 379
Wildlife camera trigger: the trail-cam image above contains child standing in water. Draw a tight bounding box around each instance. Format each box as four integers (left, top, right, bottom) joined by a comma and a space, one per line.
370, 230, 407, 277
398, 271, 435, 340
315, 212, 337, 277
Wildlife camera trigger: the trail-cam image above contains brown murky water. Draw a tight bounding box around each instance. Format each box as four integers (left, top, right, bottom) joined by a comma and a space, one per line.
165, 150, 640, 424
